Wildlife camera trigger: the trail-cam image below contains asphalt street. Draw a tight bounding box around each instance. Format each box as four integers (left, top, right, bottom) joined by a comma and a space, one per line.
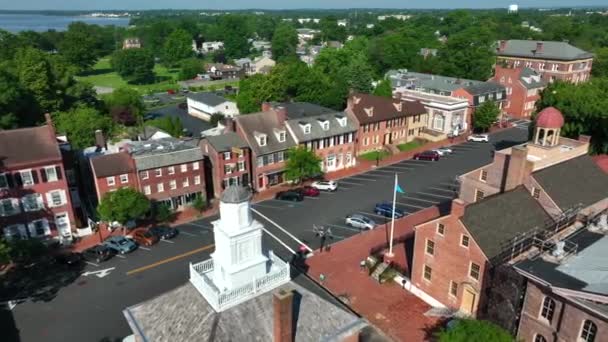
5, 125, 529, 342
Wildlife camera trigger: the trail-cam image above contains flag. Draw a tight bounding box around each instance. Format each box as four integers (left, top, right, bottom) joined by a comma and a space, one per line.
395, 183, 405, 194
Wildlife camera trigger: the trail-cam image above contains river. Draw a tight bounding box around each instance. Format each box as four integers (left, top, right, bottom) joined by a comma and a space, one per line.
0, 13, 131, 32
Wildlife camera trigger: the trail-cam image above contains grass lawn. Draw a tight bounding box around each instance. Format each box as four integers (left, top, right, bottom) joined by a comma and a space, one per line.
397, 140, 424, 152
76, 57, 181, 94
358, 150, 390, 161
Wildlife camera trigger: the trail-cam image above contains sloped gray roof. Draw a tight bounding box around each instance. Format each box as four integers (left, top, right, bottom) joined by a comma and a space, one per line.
519, 68, 546, 89
497, 40, 593, 61
205, 132, 248, 152
127, 138, 203, 170
463, 81, 505, 96
285, 112, 357, 143
124, 281, 365, 342
387, 70, 503, 96
236, 111, 297, 156
274, 102, 335, 119
533, 155, 608, 212
461, 187, 552, 261
187, 92, 230, 107
220, 185, 252, 203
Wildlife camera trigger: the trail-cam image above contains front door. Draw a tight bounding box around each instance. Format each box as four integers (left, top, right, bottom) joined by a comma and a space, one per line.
460, 287, 477, 315
384, 133, 391, 145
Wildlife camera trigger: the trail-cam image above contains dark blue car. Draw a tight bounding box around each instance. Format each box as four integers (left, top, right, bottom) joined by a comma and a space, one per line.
374, 203, 405, 219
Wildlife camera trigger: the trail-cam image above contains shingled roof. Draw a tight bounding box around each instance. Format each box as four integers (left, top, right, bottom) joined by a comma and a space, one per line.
461, 187, 552, 261
0, 125, 61, 169
235, 111, 297, 156
533, 155, 608, 212
497, 40, 593, 61
348, 93, 427, 125
90, 152, 135, 178
186, 92, 230, 107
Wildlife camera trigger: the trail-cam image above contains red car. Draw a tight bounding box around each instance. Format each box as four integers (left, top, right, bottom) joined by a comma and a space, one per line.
167, 89, 176, 94
413, 150, 440, 161
294, 186, 320, 197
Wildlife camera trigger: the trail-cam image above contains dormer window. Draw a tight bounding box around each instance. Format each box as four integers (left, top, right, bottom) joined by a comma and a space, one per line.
336, 116, 347, 127
274, 128, 286, 143
393, 102, 402, 112
300, 122, 311, 134
318, 119, 329, 131
254, 132, 267, 146
364, 107, 374, 117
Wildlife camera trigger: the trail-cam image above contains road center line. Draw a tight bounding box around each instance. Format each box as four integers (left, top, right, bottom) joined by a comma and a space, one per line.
252, 208, 313, 252
126, 244, 215, 276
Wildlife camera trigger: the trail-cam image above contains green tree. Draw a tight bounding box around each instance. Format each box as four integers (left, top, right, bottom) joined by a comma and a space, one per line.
110, 48, 155, 84
284, 146, 323, 184
319, 16, 347, 42
592, 48, 608, 78
218, 15, 251, 59
191, 194, 207, 214
0, 69, 26, 128
373, 79, 393, 98
58, 22, 101, 71
0, 238, 11, 264
210, 113, 225, 127
14, 47, 60, 114
436, 319, 513, 342
178, 58, 204, 81
236, 73, 272, 113
153, 203, 174, 223
105, 87, 146, 123
340, 53, 375, 93
473, 101, 500, 132
271, 23, 298, 62
146, 116, 184, 137
437, 27, 495, 80
97, 188, 151, 226
54, 106, 113, 148
163, 28, 193, 67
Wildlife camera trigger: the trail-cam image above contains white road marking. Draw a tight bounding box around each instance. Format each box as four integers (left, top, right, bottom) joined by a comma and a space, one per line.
253, 203, 286, 210
429, 187, 455, 193
370, 169, 402, 174
252, 208, 313, 252
139, 246, 151, 251
324, 223, 362, 233
382, 165, 414, 171
396, 201, 426, 209
339, 180, 364, 186
160, 239, 175, 244
358, 211, 389, 220
305, 196, 320, 200
180, 231, 197, 237
82, 267, 115, 278
401, 196, 439, 204
85, 261, 99, 267
268, 199, 302, 206
187, 222, 213, 230
439, 182, 458, 188
262, 227, 296, 254
417, 191, 454, 199
348, 176, 377, 181
116, 254, 126, 259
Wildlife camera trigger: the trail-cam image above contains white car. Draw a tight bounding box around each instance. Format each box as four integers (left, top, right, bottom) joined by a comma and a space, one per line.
345, 214, 376, 230
311, 180, 338, 192
467, 134, 489, 142
433, 147, 453, 156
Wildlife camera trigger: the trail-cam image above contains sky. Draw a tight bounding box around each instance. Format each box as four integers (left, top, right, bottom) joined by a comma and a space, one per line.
1, 0, 607, 11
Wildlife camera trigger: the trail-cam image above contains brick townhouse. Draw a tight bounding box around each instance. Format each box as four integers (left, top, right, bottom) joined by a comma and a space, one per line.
496, 40, 594, 84
200, 123, 251, 199
0, 116, 77, 244
493, 66, 546, 119
90, 137, 206, 211
345, 93, 428, 155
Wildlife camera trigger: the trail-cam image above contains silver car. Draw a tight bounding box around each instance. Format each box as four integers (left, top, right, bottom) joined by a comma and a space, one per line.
345, 214, 376, 230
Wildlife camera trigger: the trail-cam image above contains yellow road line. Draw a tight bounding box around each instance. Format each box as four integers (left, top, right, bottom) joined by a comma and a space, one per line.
126, 244, 215, 276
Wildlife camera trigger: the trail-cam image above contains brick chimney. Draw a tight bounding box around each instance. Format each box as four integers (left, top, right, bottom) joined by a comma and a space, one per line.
393, 91, 402, 100
262, 102, 272, 112
45, 113, 56, 138
223, 117, 235, 133
273, 289, 293, 342
95, 129, 106, 149
504, 145, 532, 191
499, 40, 507, 52
578, 134, 591, 143
536, 42, 544, 53
451, 199, 466, 218
275, 106, 288, 125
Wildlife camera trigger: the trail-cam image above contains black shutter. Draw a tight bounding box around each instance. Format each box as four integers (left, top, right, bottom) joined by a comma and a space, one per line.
31, 170, 39, 184
14, 172, 22, 187
56, 166, 63, 180
5, 174, 14, 188
262, 155, 268, 165
41, 168, 48, 182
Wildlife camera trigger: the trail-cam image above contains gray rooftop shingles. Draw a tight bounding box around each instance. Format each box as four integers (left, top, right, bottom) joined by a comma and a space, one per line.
519, 68, 546, 89
533, 155, 608, 212
204, 132, 248, 152
497, 40, 594, 61
275, 102, 335, 119
286, 112, 357, 143
387, 71, 505, 96
0, 125, 61, 168
236, 111, 297, 156
187, 92, 230, 107
461, 187, 552, 261
127, 138, 203, 170
124, 280, 364, 342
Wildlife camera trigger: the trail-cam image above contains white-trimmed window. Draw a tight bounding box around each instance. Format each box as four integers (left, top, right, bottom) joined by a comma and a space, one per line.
238, 161, 245, 171
278, 131, 286, 142
120, 174, 129, 184
192, 162, 200, 170
44, 166, 58, 182
461, 235, 470, 248
0, 173, 8, 189
551, 63, 558, 71
168, 166, 175, 175
540, 297, 555, 323
194, 176, 201, 185
534, 334, 547, 342
22, 194, 43, 212
28, 219, 50, 238
437, 223, 445, 236
449, 281, 458, 297
480, 170, 488, 182
257, 134, 267, 146
268, 153, 274, 164
426, 239, 435, 256
277, 151, 284, 162
181, 164, 187, 172
321, 121, 329, 131
423, 265, 432, 281
475, 189, 485, 202
580, 320, 597, 342
224, 152, 231, 160
478, 95, 486, 103
302, 124, 311, 134
170, 180, 177, 190
532, 187, 541, 199
47, 190, 66, 207
155, 168, 162, 177
469, 262, 481, 281
496, 92, 503, 100
20, 170, 34, 186
257, 157, 264, 167
141, 171, 149, 180
183, 178, 189, 188
3, 224, 27, 241
0, 198, 20, 216
107, 176, 116, 186
143, 185, 151, 195
539, 63, 545, 70
157, 183, 164, 193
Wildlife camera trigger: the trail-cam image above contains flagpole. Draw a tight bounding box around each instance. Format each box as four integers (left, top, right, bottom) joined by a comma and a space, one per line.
388, 173, 397, 256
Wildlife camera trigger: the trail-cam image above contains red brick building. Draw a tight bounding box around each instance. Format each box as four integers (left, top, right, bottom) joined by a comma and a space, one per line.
493, 66, 546, 119
496, 40, 594, 84
345, 93, 428, 155
90, 137, 206, 211
0, 117, 77, 243
200, 125, 251, 199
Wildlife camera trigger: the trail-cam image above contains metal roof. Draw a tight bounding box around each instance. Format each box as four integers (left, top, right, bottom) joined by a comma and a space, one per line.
497, 40, 594, 61
187, 92, 231, 107
126, 138, 203, 170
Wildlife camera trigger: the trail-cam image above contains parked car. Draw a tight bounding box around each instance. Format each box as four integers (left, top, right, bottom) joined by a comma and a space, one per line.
167, 89, 176, 95
82, 245, 114, 263
467, 134, 489, 142
275, 191, 304, 202
103, 236, 137, 254
54, 252, 83, 266
434, 147, 453, 156
294, 186, 320, 197
148, 226, 179, 240
129, 228, 159, 247
345, 214, 376, 230
413, 150, 440, 161
311, 180, 338, 192
374, 203, 405, 219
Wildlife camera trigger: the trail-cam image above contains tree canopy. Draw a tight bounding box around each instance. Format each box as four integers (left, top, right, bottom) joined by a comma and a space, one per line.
178, 58, 204, 81
163, 28, 193, 67
111, 48, 155, 84
146, 116, 184, 137
436, 319, 513, 342
271, 23, 298, 62
284, 147, 323, 184
104, 87, 146, 125
97, 188, 151, 225
373, 79, 393, 98
473, 101, 500, 132
58, 22, 103, 71
53, 106, 114, 149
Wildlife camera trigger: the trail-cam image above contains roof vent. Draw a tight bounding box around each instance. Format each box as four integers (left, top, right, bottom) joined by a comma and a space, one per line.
589, 214, 608, 233
551, 241, 565, 259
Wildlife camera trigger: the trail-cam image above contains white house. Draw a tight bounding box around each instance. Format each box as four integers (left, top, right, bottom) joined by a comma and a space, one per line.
186, 92, 239, 121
